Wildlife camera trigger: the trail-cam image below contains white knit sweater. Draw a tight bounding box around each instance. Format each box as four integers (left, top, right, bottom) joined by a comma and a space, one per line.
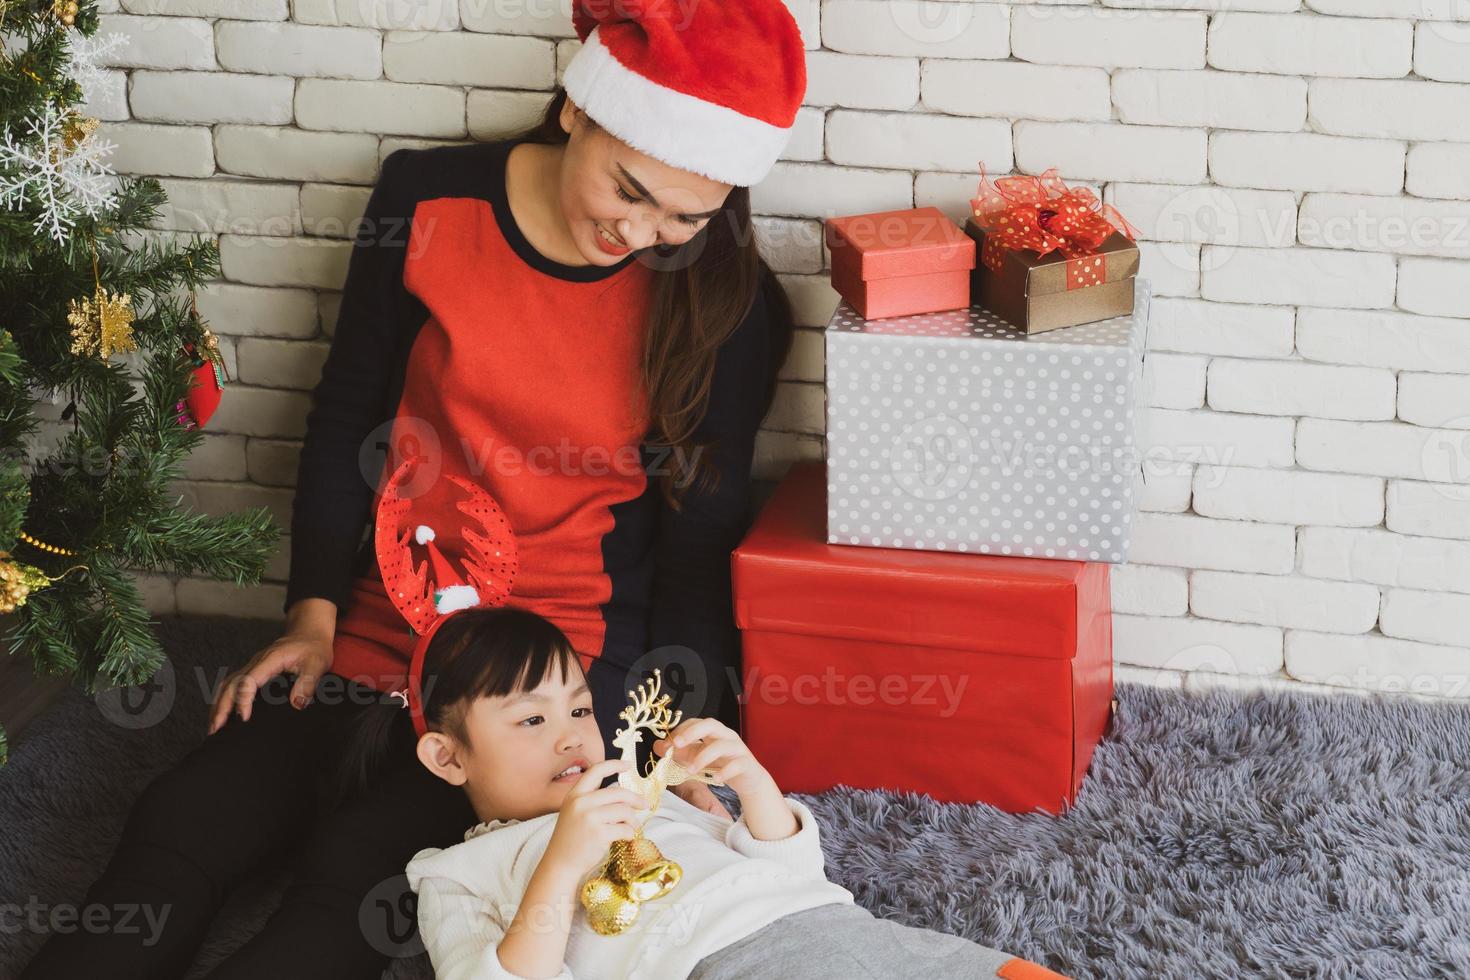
404, 788, 856, 980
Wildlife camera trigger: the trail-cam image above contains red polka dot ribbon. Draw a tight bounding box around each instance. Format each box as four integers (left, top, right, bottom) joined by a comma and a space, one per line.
969, 162, 1140, 290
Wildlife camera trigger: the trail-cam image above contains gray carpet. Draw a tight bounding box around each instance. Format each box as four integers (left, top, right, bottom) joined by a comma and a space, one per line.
2, 616, 1468, 979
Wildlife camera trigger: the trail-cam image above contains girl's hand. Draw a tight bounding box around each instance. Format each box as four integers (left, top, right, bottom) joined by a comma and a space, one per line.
652, 717, 773, 801
541, 759, 650, 879
206, 627, 334, 735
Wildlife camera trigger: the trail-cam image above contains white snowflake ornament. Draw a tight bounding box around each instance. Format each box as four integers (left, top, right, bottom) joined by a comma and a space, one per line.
0, 103, 119, 244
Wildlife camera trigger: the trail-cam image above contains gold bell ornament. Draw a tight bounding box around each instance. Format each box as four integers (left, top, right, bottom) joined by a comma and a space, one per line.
579, 669, 724, 936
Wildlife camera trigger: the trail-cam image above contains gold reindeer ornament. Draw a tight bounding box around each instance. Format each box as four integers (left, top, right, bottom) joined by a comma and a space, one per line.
579, 669, 724, 936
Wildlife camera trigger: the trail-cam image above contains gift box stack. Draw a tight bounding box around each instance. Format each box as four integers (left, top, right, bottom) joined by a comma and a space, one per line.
731, 166, 1152, 815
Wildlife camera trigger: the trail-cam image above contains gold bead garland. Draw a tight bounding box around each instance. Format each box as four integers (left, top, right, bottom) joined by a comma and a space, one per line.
16, 529, 77, 556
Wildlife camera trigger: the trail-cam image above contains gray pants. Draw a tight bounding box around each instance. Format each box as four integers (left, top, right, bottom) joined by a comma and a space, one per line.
688, 901, 1059, 979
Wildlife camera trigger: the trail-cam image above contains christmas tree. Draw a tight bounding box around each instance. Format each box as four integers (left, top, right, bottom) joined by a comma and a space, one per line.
0, 0, 280, 765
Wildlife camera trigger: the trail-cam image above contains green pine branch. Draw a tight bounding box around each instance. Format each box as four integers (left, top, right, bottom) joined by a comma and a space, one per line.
0, 456, 29, 546
4, 569, 86, 678
83, 559, 165, 692
0, 0, 288, 766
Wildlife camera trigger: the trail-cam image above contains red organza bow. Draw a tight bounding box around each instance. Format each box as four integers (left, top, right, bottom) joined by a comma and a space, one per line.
969, 162, 1139, 277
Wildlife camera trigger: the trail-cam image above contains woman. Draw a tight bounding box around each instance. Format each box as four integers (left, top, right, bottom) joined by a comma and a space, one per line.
19, 1, 806, 976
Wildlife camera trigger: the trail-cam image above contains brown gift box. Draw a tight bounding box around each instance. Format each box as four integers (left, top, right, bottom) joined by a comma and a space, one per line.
963, 216, 1140, 335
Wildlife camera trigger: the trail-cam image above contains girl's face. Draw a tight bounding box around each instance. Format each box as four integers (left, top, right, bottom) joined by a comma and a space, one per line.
417, 660, 608, 824
554, 97, 733, 262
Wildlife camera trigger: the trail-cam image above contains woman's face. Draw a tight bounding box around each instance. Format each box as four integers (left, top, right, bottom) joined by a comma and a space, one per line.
555, 98, 734, 262
417, 659, 608, 823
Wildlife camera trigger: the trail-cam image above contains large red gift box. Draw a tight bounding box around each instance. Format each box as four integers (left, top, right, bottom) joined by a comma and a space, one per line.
731, 461, 1114, 814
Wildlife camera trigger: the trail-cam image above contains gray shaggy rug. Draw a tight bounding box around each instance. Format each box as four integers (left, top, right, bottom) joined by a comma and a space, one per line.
2, 616, 1468, 979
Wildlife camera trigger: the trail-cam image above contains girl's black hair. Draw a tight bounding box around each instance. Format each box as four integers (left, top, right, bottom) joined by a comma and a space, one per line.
325, 605, 585, 811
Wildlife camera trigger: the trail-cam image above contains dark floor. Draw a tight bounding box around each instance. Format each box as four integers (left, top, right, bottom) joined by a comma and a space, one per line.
0, 645, 69, 752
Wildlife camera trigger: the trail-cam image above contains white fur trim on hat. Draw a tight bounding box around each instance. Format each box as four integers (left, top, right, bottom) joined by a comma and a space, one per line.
434, 583, 480, 614
563, 28, 793, 188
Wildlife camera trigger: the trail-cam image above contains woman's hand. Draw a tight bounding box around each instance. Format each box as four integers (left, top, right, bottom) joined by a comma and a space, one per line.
669, 779, 732, 819
652, 717, 772, 801
541, 759, 650, 880
206, 625, 334, 735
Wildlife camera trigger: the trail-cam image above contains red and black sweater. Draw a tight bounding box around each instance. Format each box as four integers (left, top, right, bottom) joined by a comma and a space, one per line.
284, 138, 779, 719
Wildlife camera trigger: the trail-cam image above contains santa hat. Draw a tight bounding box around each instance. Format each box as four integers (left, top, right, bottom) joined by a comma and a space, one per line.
564, 0, 807, 188
416, 524, 483, 615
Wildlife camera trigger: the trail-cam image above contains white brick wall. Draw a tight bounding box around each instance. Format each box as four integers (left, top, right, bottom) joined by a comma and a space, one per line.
98, 1, 1470, 700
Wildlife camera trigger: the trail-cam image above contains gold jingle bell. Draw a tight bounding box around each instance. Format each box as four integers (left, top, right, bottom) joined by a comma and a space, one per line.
580, 841, 683, 936
611, 836, 662, 881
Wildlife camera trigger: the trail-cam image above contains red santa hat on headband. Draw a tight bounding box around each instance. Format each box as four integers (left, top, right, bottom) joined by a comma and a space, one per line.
375, 454, 519, 739
564, 0, 807, 188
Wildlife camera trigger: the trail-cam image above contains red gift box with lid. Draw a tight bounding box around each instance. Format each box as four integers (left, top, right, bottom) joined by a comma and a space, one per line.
826, 206, 976, 320
731, 461, 1114, 814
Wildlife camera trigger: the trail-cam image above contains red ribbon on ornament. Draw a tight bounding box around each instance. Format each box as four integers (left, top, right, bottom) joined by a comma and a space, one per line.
969, 162, 1140, 290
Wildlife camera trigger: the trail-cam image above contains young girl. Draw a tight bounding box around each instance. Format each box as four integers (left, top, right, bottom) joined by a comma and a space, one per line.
22, 3, 805, 977
354, 604, 1070, 980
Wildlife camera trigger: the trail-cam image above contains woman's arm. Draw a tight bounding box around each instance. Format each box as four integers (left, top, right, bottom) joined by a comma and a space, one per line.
283, 596, 337, 640
284, 147, 420, 618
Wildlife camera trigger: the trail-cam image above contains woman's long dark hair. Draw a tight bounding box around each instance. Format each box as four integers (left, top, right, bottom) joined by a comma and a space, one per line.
504, 87, 796, 511
326, 606, 584, 811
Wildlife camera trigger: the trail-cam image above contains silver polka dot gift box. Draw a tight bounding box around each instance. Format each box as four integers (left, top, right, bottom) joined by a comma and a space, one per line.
825, 276, 1153, 563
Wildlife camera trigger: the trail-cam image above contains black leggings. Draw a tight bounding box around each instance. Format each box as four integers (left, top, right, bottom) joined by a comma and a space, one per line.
18, 671, 478, 980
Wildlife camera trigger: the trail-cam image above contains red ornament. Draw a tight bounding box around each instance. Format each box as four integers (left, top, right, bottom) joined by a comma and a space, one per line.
177, 341, 223, 429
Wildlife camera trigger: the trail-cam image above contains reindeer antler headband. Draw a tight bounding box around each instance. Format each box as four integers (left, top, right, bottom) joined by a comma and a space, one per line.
375, 453, 519, 738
